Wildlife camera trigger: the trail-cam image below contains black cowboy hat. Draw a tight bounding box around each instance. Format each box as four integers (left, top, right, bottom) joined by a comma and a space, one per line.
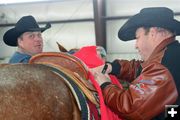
118, 7, 180, 41
3, 15, 51, 46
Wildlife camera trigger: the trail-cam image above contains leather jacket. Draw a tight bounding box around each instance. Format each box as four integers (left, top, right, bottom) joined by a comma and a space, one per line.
102, 37, 178, 120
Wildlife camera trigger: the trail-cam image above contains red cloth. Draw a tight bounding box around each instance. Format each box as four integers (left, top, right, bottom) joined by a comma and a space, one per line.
89, 72, 122, 120
73, 46, 122, 88
73, 46, 123, 120
73, 46, 104, 68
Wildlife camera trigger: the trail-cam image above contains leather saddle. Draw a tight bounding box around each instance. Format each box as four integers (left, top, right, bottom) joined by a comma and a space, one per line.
29, 52, 99, 106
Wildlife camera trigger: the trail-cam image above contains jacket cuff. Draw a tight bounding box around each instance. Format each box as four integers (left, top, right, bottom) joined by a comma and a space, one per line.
100, 82, 111, 90
109, 60, 121, 75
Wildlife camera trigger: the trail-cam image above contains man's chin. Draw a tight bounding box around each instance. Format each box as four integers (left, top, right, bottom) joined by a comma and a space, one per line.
33, 50, 43, 55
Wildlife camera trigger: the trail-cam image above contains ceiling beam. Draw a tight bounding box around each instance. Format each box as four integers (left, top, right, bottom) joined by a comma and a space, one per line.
0, 18, 94, 27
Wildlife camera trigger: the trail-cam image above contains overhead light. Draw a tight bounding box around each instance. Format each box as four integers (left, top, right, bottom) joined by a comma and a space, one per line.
0, 0, 50, 4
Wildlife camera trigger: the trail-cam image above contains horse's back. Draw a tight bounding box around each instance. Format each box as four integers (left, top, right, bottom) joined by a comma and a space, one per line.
0, 64, 80, 120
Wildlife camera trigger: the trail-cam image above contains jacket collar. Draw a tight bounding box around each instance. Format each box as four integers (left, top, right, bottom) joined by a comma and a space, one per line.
142, 36, 175, 67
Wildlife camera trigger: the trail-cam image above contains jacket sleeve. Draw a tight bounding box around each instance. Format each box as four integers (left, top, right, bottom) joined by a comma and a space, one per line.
102, 62, 178, 120
110, 59, 142, 82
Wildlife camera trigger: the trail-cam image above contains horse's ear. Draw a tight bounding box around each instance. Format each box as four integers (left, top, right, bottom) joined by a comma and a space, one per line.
56, 42, 68, 52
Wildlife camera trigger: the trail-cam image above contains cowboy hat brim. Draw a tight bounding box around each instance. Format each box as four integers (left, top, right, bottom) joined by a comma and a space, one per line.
3, 23, 50, 47
118, 8, 180, 41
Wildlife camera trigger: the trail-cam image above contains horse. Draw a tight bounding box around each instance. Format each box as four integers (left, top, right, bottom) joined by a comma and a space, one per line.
0, 52, 100, 120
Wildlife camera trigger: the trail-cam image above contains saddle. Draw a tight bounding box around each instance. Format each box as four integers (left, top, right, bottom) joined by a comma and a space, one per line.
29, 52, 99, 106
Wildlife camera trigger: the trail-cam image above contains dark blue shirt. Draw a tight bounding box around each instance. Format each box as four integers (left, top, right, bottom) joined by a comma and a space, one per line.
9, 52, 31, 63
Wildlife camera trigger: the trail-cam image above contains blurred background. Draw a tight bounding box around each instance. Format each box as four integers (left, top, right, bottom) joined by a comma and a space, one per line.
0, 0, 180, 63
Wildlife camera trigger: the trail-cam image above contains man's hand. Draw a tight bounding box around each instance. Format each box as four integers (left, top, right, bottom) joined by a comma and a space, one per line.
90, 63, 112, 74
92, 72, 111, 86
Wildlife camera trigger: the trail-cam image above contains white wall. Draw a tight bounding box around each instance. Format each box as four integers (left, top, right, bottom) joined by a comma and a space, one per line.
43, 22, 96, 52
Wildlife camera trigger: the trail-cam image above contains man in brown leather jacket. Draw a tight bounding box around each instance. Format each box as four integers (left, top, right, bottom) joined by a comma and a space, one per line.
91, 7, 180, 120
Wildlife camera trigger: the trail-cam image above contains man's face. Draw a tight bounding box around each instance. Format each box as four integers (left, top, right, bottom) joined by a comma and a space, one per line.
135, 27, 155, 61
18, 31, 43, 55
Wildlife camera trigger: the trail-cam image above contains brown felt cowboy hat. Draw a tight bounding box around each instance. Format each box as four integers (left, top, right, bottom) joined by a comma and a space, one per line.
3, 15, 51, 46
118, 7, 180, 41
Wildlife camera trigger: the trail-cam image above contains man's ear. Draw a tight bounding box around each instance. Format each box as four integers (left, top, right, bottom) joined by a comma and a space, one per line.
149, 27, 156, 37
17, 37, 23, 47
149, 27, 158, 42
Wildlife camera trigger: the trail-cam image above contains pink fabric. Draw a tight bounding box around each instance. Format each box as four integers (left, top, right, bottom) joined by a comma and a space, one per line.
73, 46, 123, 120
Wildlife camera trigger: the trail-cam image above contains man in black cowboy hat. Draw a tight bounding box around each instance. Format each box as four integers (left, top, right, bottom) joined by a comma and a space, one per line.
3, 15, 51, 63
91, 7, 180, 120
